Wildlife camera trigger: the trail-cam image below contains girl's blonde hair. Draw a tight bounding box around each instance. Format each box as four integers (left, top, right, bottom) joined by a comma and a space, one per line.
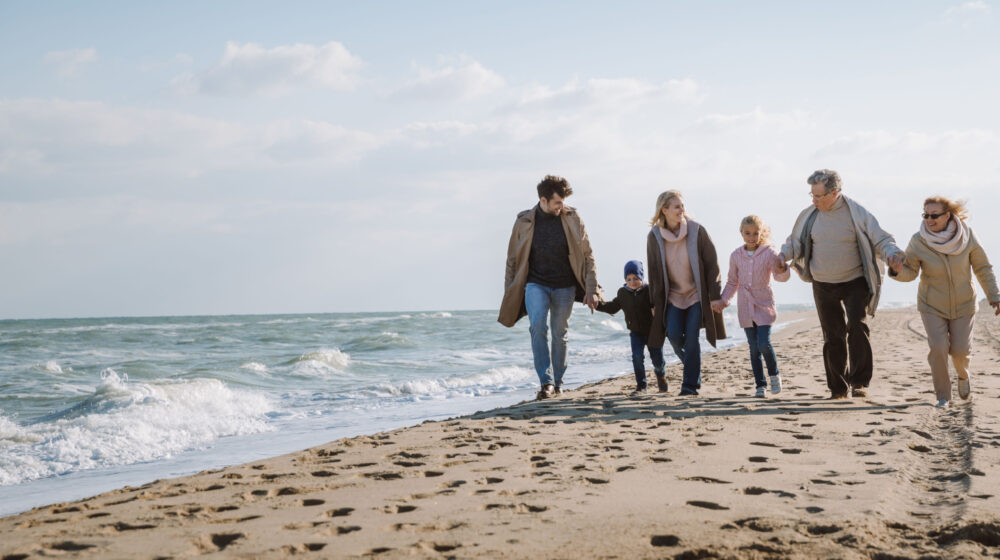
649, 190, 686, 227
739, 215, 772, 246
923, 195, 968, 221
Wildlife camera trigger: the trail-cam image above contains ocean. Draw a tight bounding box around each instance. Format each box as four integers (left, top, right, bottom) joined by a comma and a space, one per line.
0, 305, 806, 516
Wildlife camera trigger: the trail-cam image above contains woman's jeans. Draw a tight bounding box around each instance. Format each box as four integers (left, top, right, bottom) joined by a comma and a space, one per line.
629, 332, 665, 389
525, 282, 575, 387
744, 323, 779, 388
666, 302, 702, 394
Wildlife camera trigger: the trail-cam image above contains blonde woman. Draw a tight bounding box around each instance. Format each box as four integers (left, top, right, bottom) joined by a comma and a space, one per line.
646, 190, 726, 395
890, 196, 1000, 407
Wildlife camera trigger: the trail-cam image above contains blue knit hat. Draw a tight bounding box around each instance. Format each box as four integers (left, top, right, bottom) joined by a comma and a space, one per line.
624, 260, 644, 281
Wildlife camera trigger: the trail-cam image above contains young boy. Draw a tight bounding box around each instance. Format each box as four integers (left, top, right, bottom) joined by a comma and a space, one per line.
597, 260, 666, 394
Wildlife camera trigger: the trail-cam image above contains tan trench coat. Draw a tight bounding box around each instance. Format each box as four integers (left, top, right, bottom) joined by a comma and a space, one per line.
498, 204, 602, 327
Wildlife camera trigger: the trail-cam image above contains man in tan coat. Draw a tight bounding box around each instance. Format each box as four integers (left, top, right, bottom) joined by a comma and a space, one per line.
498, 175, 602, 400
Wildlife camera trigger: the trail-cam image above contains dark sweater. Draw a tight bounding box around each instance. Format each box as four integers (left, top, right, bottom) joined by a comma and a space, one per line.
527, 207, 576, 289
597, 284, 654, 335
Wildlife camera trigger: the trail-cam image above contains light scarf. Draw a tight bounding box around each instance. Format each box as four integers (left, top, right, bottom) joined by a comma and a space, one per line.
920, 217, 969, 255
659, 217, 688, 242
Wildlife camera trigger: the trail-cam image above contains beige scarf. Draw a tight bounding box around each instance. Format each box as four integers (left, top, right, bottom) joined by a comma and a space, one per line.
659, 218, 688, 242
920, 217, 969, 255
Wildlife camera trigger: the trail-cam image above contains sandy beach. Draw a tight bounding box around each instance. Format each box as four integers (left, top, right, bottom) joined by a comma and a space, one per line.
2, 307, 999, 559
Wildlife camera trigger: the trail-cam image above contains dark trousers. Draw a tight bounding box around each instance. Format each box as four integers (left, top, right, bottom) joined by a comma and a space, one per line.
629, 332, 665, 389
744, 323, 778, 387
812, 276, 872, 395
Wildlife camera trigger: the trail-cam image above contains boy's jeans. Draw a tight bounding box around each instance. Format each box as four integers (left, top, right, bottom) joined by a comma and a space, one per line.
629, 332, 665, 389
744, 323, 779, 388
525, 282, 575, 387
666, 302, 702, 394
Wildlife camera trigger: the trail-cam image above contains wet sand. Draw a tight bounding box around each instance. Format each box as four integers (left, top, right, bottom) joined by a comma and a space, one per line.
2, 308, 1000, 559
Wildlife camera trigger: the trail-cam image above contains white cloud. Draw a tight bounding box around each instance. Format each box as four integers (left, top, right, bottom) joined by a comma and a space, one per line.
506, 77, 701, 114
174, 41, 363, 96
43, 48, 98, 77
0, 99, 380, 181
944, 1, 991, 23
689, 107, 811, 134
394, 56, 504, 100
815, 129, 997, 157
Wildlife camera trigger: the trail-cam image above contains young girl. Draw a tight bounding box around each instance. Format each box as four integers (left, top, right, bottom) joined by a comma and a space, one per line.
714, 215, 790, 398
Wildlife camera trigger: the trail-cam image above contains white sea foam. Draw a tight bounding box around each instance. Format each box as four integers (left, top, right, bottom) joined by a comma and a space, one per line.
368, 366, 533, 398
240, 362, 269, 373
291, 349, 351, 376
599, 319, 625, 332
44, 360, 62, 373
342, 332, 410, 352
0, 369, 274, 486
423, 312, 453, 318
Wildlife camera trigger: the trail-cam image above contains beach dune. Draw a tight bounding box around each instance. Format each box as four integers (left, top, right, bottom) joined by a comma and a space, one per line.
2, 308, 1000, 559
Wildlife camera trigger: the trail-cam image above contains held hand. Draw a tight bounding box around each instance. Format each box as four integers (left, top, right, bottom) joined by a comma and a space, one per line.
887, 253, 905, 273
992, 301, 1000, 316
584, 293, 598, 313
710, 300, 725, 314
775, 259, 788, 273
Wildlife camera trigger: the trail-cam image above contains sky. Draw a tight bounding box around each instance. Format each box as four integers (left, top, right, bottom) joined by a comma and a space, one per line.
1, 1, 998, 319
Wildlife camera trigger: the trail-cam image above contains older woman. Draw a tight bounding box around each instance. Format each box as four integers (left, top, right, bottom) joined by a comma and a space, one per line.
646, 190, 726, 395
890, 196, 1000, 407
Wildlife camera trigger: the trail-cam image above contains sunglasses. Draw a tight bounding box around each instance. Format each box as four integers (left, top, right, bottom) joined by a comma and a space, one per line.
922, 212, 947, 220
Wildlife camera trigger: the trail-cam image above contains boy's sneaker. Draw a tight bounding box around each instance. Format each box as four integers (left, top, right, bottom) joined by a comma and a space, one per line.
630, 386, 647, 397
536, 384, 555, 400
935, 398, 950, 408
769, 375, 782, 394
754, 386, 766, 398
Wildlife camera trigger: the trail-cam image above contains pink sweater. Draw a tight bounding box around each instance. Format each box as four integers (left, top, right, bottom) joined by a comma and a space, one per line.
720, 244, 790, 328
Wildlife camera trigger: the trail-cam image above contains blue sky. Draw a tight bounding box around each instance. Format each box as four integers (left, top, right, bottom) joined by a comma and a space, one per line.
1, 1, 998, 319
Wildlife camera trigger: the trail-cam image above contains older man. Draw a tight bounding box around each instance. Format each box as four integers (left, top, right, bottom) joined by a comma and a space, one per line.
498, 175, 602, 400
780, 169, 904, 399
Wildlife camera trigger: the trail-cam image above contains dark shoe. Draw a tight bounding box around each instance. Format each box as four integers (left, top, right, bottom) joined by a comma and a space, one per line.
630, 386, 647, 397
679, 389, 698, 396
536, 384, 555, 400
828, 392, 848, 400
656, 374, 668, 393
851, 386, 868, 398
553, 385, 563, 395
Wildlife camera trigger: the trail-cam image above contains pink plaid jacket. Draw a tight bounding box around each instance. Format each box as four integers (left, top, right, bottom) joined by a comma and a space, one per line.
720, 245, 790, 328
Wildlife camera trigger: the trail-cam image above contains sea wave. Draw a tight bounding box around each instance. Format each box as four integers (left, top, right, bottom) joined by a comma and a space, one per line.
0, 369, 274, 486
240, 362, 269, 373
366, 366, 533, 398
290, 349, 351, 376
341, 332, 412, 352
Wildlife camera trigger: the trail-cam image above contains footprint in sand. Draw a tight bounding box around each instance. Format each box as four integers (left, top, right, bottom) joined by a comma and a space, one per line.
679, 476, 731, 484
687, 500, 729, 510
383, 505, 418, 514
650, 535, 681, 547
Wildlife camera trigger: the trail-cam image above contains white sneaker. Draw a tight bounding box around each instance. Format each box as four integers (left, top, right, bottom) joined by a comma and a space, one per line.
754, 386, 766, 398
958, 378, 971, 400
769, 375, 782, 394
934, 398, 950, 408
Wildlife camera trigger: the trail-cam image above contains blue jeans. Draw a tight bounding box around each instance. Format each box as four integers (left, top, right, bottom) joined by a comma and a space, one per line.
525, 282, 575, 387
666, 302, 702, 394
744, 323, 779, 388
629, 332, 665, 389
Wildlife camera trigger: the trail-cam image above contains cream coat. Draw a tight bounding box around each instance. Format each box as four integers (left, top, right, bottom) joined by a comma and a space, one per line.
498, 204, 602, 327
891, 227, 999, 319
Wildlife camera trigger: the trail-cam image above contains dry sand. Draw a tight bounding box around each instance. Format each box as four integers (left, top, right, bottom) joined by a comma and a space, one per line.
3, 307, 1000, 559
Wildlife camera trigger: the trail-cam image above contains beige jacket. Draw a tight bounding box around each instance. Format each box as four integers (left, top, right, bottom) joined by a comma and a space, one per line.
780, 195, 902, 317
498, 204, 603, 327
891, 227, 999, 319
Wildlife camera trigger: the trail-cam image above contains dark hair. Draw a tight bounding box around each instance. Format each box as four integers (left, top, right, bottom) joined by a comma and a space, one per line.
537, 175, 573, 200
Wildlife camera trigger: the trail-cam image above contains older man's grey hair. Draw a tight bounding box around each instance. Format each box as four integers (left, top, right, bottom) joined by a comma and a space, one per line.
807, 169, 842, 193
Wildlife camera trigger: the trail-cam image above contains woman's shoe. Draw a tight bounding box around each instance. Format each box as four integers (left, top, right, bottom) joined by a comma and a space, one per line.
934, 398, 949, 408
958, 378, 971, 400
656, 374, 668, 393
536, 384, 555, 400
754, 386, 766, 398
